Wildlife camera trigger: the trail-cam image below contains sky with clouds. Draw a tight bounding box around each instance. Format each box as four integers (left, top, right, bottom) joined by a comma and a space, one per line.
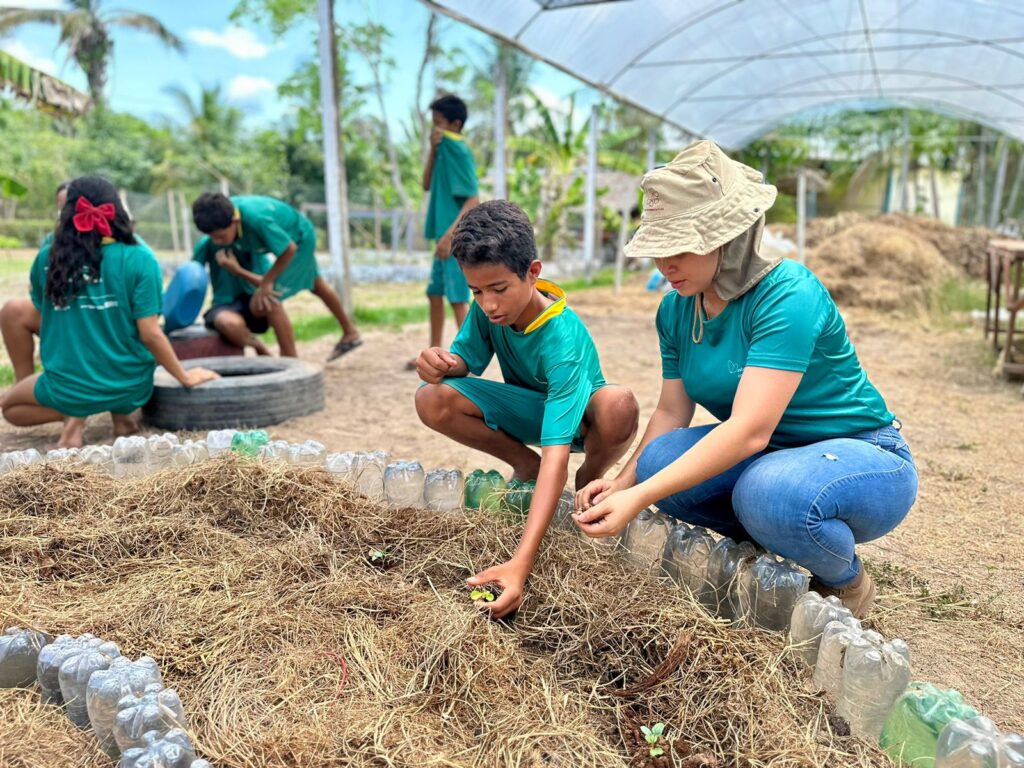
0, 0, 596, 133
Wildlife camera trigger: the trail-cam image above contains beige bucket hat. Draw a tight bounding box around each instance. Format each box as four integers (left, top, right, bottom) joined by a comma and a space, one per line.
624, 140, 777, 260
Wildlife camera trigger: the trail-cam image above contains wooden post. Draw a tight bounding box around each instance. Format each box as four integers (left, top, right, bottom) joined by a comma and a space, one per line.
178, 190, 193, 254
317, 0, 353, 312
583, 103, 598, 282
493, 52, 507, 199
166, 189, 181, 257
614, 205, 629, 295
990, 137, 1010, 229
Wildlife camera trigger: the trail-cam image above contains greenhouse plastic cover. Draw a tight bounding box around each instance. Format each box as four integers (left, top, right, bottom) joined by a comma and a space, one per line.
422, 0, 1024, 146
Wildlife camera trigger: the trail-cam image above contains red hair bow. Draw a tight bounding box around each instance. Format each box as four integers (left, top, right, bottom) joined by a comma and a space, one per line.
72, 196, 115, 236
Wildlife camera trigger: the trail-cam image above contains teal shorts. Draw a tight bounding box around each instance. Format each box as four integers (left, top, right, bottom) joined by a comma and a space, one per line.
442, 377, 586, 452
426, 255, 470, 303
35, 372, 152, 418
272, 222, 319, 301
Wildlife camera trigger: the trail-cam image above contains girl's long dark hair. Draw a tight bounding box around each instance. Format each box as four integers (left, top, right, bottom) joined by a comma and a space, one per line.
46, 175, 135, 308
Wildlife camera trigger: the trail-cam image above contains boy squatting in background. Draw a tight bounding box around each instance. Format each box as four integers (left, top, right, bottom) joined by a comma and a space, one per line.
414, 200, 640, 618
191, 193, 362, 362
192, 230, 297, 357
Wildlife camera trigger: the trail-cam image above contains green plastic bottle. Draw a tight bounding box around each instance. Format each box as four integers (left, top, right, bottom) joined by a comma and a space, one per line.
502, 478, 536, 519
230, 430, 270, 457
880, 682, 978, 766
464, 469, 506, 511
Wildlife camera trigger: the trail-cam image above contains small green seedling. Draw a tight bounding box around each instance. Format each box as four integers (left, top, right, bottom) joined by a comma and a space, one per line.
641, 723, 666, 758
470, 588, 496, 603
367, 548, 388, 564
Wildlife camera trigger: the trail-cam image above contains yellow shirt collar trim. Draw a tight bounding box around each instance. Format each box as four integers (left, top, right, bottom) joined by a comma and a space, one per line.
101, 237, 116, 245
234, 206, 243, 238
523, 279, 567, 334
442, 130, 465, 141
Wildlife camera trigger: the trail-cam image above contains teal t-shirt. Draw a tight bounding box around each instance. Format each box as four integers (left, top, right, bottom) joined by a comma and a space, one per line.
230, 195, 317, 299
656, 259, 894, 448
450, 280, 606, 446
192, 235, 270, 306
424, 133, 478, 240
30, 238, 163, 417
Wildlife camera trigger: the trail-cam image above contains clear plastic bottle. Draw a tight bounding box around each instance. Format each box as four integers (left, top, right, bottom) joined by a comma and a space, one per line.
112, 436, 148, 478
190, 439, 208, 463
880, 682, 979, 766
144, 435, 177, 474
58, 641, 123, 727
325, 452, 359, 484
463, 469, 506, 512
87, 656, 163, 757
663, 523, 715, 599
0, 627, 49, 687
704, 536, 759, 621
811, 618, 868, 697
46, 447, 79, 464
258, 439, 291, 462
837, 634, 912, 739
788, 592, 855, 669
37, 634, 120, 705
935, 716, 1024, 768
117, 727, 202, 768
79, 444, 114, 474
1, 448, 43, 473
424, 469, 464, 512
354, 451, 388, 499
384, 460, 425, 507
289, 440, 326, 467
205, 429, 238, 457
621, 508, 672, 574
735, 554, 809, 631
552, 489, 576, 527
113, 683, 188, 754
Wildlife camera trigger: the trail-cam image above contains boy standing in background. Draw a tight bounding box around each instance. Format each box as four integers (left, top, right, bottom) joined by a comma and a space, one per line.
409, 94, 480, 368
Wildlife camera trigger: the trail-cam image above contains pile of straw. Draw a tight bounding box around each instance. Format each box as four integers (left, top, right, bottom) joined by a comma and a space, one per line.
0, 459, 888, 767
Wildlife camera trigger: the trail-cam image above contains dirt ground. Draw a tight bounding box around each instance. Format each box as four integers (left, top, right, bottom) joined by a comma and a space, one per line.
2, 275, 1022, 734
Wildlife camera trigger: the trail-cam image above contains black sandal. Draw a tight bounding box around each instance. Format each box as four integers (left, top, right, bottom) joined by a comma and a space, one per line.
327, 338, 364, 361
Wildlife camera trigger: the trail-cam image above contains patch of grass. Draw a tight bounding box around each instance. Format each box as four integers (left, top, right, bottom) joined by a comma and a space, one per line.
0, 364, 14, 389
930, 278, 987, 316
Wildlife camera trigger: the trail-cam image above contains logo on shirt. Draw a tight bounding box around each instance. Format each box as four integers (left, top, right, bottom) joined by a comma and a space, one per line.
644, 188, 663, 211
727, 360, 744, 377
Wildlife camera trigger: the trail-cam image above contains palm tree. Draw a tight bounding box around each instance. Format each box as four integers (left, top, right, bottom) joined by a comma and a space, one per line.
162, 84, 244, 190
0, 0, 183, 109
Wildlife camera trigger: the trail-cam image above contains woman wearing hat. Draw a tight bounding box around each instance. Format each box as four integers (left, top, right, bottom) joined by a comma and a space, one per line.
574, 141, 917, 618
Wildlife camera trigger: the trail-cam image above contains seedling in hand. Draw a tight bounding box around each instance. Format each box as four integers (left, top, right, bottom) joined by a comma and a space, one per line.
470, 588, 496, 603
641, 723, 666, 758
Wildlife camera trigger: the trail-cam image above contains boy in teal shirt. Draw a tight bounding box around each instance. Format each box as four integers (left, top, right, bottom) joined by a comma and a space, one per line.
191, 193, 361, 361
414, 201, 639, 619
410, 94, 480, 367
192, 236, 297, 357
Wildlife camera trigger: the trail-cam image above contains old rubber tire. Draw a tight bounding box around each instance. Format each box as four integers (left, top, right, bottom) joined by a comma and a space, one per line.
143, 356, 325, 430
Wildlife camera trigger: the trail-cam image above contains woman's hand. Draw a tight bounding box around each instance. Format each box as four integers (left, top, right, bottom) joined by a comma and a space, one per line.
573, 486, 647, 539
467, 557, 530, 619
181, 367, 220, 388
575, 476, 629, 512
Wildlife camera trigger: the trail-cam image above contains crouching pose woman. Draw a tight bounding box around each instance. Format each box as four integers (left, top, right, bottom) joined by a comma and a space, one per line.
574, 142, 917, 618
1, 175, 217, 447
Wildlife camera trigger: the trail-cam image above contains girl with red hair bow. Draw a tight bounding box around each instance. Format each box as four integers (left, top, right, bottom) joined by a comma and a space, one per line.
1, 175, 217, 447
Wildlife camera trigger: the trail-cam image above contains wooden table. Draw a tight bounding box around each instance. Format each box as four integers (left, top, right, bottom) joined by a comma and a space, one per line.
986, 238, 1024, 377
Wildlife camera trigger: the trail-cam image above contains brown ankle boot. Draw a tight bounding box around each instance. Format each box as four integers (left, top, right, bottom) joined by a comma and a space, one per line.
810, 568, 876, 619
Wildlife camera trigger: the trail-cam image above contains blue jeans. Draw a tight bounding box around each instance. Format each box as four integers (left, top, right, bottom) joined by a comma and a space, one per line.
635, 424, 918, 587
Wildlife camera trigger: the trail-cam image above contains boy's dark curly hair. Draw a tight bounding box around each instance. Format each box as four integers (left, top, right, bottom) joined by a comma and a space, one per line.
451, 200, 537, 278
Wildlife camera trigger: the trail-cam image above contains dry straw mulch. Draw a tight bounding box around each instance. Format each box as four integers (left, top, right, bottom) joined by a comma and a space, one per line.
0, 459, 890, 767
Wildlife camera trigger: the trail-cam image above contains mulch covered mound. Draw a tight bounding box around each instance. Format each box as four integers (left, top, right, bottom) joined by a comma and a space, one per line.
0, 459, 888, 767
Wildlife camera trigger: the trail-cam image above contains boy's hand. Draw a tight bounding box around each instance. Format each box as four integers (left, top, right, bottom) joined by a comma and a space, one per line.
430, 126, 444, 148
435, 232, 453, 259
467, 558, 530, 619
251, 282, 282, 314
416, 346, 458, 384
214, 249, 241, 275
575, 477, 628, 511
573, 487, 645, 539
